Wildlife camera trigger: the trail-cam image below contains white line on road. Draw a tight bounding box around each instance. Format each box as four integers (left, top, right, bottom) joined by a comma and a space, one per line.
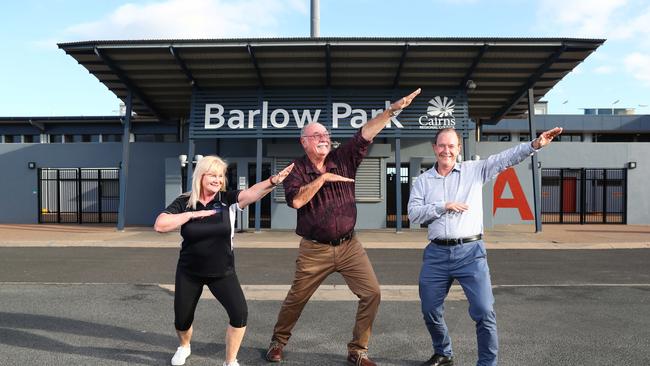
2, 283, 648, 302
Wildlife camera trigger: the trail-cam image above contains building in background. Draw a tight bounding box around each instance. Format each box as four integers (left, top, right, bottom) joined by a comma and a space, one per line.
5, 37, 646, 229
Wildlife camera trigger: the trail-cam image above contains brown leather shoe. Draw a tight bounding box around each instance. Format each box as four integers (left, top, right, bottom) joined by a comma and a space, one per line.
347, 351, 377, 366
265, 340, 284, 362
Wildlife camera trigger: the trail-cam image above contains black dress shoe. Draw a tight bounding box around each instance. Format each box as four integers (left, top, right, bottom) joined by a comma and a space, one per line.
420, 353, 454, 366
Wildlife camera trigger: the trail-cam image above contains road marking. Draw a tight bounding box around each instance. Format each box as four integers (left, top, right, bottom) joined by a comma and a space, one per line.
2, 283, 648, 302
156, 284, 442, 301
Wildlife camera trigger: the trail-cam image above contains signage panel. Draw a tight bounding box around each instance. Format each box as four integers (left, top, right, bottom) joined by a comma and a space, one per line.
189, 89, 470, 139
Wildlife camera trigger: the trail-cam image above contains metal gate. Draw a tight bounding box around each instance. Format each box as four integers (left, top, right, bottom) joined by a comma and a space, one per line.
541, 168, 626, 224
38, 168, 120, 223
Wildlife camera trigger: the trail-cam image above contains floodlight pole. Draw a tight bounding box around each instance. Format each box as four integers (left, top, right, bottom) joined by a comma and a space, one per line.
311, 0, 319, 37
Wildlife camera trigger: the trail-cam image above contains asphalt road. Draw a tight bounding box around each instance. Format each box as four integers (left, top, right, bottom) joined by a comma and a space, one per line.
0, 247, 649, 285
1, 247, 649, 366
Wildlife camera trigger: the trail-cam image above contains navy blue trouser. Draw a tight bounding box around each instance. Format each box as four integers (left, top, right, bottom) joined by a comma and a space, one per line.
419, 240, 498, 366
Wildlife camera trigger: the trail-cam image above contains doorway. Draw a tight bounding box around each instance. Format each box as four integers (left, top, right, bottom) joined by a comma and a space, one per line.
386, 164, 409, 228
248, 163, 271, 228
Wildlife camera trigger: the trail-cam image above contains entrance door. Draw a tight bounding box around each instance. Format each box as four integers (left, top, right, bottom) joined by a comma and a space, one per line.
248, 163, 271, 228
386, 164, 409, 228
562, 177, 577, 212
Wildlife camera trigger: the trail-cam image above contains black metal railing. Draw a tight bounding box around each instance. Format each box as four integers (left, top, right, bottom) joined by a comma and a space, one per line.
38, 168, 119, 223
541, 168, 626, 224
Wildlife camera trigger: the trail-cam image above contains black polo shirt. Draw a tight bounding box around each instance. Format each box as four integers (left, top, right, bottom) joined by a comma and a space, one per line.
164, 190, 241, 277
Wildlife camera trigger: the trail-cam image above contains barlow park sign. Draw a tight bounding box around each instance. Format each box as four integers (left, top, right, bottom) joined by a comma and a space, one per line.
189, 90, 468, 138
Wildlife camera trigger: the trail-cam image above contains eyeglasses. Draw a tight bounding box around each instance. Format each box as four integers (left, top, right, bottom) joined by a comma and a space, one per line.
302, 132, 331, 140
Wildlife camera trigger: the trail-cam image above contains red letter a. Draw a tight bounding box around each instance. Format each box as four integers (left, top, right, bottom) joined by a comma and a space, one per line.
493, 168, 534, 220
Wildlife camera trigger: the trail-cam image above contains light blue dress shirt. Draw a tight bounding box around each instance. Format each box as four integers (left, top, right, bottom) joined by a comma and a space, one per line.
408, 142, 537, 241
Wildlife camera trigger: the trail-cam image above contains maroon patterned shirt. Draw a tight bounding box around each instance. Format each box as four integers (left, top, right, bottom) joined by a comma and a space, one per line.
283, 130, 371, 242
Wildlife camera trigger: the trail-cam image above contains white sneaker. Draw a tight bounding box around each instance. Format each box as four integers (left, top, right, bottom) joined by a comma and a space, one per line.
223, 360, 240, 366
171, 345, 191, 365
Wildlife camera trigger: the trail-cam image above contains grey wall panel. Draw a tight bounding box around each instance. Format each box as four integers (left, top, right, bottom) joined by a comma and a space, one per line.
124, 143, 185, 226
627, 144, 650, 224
270, 201, 296, 230
0, 142, 184, 225
0, 143, 122, 224
477, 142, 650, 225
483, 115, 650, 133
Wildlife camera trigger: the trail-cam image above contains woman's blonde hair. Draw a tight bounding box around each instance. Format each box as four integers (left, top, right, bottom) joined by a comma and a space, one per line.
187, 155, 228, 209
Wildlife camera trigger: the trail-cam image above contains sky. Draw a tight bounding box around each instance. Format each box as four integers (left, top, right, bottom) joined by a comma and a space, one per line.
2, 0, 650, 117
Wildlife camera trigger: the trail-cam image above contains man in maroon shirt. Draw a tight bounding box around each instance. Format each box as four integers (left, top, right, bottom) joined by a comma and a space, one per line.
266, 89, 421, 366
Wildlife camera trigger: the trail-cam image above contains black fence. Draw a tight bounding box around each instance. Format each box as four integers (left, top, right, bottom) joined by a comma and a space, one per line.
38, 168, 120, 224
541, 168, 626, 224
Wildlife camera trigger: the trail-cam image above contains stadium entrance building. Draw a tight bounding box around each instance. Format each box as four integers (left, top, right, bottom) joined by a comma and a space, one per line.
7, 37, 647, 230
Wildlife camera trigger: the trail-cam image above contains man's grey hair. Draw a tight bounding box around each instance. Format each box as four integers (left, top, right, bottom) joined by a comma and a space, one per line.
300, 122, 324, 137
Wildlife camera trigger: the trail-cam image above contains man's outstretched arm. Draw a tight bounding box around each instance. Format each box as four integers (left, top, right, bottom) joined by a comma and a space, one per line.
361, 88, 421, 141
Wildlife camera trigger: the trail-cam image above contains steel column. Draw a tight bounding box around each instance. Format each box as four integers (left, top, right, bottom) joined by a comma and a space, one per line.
185, 140, 196, 191
527, 88, 542, 232
395, 138, 402, 233
77, 168, 82, 224
56, 169, 61, 224
37, 168, 43, 223
117, 91, 133, 231
186, 88, 198, 190
255, 138, 263, 232
98, 170, 103, 223
602, 170, 608, 223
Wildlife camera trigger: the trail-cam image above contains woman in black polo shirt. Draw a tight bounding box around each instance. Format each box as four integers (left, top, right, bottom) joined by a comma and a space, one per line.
154, 155, 293, 366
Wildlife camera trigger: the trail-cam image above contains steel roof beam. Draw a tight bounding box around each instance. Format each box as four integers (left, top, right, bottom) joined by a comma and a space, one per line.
487, 43, 568, 124
392, 43, 409, 89
28, 119, 45, 131
247, 44, 265, 88
169, 46, 200, 89
460, 44, 488, 89
325, 43, 331, 87
94, 47, 165, 121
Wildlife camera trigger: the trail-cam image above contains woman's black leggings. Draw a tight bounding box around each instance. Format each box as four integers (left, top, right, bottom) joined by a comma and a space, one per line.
174, 269, 248, 330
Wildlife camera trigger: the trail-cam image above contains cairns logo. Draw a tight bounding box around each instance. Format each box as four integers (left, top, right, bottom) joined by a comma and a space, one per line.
418, 96, 456, 129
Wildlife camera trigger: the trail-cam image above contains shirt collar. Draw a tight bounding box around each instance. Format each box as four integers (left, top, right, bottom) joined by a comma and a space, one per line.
304, 154, 338, 174
429, 162, 461, 178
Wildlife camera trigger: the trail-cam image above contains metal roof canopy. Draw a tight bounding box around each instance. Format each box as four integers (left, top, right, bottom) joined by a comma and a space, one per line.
58, 37, 604, 124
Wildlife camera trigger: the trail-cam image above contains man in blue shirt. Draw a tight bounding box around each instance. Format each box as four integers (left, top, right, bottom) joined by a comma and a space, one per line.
408, 126, 562, 366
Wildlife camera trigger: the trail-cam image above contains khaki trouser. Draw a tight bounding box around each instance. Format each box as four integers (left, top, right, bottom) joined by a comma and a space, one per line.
271, 235, 381, 352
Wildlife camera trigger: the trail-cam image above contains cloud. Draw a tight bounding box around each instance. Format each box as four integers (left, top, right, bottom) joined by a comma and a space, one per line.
537, 0, 650, 42
62, 0, 298, 41
286, 0, 309, 13
594, 65, 614, 74
608, 4, 650, 41
624, 53, 650, 86
537, 0, 627, 38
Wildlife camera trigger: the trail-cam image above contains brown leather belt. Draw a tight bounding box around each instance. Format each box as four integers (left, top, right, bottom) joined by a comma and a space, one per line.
432, 234, 482, 246
306, 231, 354, 246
